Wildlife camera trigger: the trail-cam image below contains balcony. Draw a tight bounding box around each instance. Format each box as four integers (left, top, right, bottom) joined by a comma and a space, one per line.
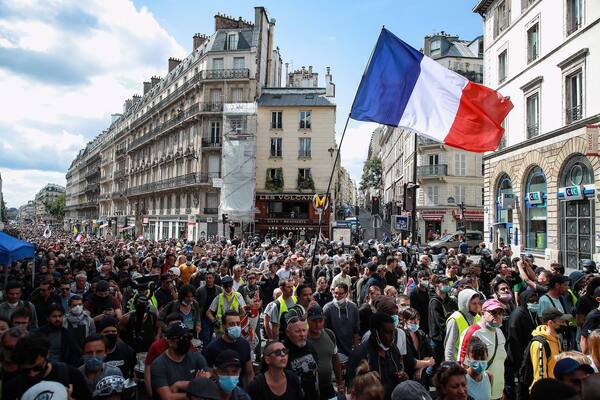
566, 105, 583, 124
85, 169, 100, 179
202, 136, 222, 149
203, 68, 250, 80
417, 164, 448, 178
198, 172, 221, 184
98, 193, 111, 201
204, 207, 218, 214
128, 173, 199, 196
115, 147, 127, 157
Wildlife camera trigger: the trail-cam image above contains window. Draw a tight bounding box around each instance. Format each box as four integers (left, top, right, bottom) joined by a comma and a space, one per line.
229, 117, 245, 133
212, 58, 224, 70
430, 39, 441, 57
226, 33, 238, 50
454, 185, 466, 204
527, 23, 539, 62
299, 111, 311, 129
426, 186, 439, 205
521, 0, 536, 11
454, 153, 466, 176
498, 119, 508, 150
299, 168, 311, 179
526, 93, 540, 138
231, 88, 243, 102
428, 154, 439, 165
566, 0, 583, 35
210, 121, 221, 144
210, 89, 222, 104
566, 69, 583, 123
525, 167, 547, 251
233, 57, 245, 69
493, 0, 511, 38
270, 138, 282, 157
271, 111, 283, 129
298, 138, 312, 158
498, 50, 508, 83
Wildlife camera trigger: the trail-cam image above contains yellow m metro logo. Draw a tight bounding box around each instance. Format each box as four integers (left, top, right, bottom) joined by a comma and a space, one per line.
313, 194, 328, 210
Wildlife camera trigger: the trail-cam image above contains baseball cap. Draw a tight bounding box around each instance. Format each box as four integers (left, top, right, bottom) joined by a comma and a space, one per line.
93, 375, 126, 398
284, 306, 306, 325
391, 380, 432, 400
168, 267, 181, 277
215, 349, 241, 369
221, 276, 233, 286
553, 357, 595, 379
96, 280, 110, 292
165, 322, 190, 338
307, 304, 324, 321
21, 381, 68, 400
187, 377, 220, 400
541, 307, 573, 322
482, 299, 505, 312
96, 316, 119, 332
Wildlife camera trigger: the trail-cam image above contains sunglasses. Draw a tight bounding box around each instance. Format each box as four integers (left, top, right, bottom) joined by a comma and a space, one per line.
267, 348, 289, 357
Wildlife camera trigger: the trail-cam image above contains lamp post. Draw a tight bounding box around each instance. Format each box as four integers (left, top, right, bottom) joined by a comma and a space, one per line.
448, 196, 466, 239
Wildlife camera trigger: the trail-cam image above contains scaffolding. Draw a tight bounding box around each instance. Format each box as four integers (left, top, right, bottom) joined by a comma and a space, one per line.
220, 103, 257, 225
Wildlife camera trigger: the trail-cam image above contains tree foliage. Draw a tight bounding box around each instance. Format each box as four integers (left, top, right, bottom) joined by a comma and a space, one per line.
359, 157, 382, 192
44, 194, 65, 220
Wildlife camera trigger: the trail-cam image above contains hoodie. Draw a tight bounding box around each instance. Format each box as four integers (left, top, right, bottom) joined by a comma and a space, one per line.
444, 288, 480, 361
506, 289, 538, 373
529, 324, 561, 390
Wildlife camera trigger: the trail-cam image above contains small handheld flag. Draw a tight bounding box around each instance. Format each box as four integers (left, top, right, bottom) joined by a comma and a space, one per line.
350, 28, 513, 153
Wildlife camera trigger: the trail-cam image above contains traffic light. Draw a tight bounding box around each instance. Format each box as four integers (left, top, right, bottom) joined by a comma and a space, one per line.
371, 196, 380, 215
222, 213, 228, 224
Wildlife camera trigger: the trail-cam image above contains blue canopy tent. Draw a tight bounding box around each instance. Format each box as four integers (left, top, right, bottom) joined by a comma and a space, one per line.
0, 231, 35, 288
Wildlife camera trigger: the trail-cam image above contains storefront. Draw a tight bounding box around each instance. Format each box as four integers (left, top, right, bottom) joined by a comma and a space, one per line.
254, 193, 329, 239
524, 167, 547, 252
494, 174, 514, 248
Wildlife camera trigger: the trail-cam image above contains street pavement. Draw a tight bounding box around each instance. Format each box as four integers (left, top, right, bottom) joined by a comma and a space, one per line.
356, 208, 391, 241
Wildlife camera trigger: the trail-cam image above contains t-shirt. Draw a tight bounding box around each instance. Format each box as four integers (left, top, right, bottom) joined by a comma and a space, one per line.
151, 352, 208, 396
208, 292, 246, 314
145, 338, 195, 366
539, 293, 565, 316
79, 363, 123, 394
361, 328, 407, 355
307, 329, 337, 396
204, 337, 251, 385
247, 371, 303, 400
105, 341, 136, 378
582, 309, 600, 338
268, 296, 297, 326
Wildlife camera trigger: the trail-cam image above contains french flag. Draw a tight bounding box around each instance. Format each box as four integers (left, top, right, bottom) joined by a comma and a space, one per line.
350, 28, 513, 152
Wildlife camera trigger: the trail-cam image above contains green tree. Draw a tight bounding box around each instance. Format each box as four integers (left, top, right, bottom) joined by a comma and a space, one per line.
359, 157, 382, 192
44, 194, 66, 220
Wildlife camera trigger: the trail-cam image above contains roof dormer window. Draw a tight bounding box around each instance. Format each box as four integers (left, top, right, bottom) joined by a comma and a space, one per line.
226, 33, 238, 50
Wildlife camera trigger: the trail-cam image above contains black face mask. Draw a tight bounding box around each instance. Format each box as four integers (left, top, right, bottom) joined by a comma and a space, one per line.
175, 336, 191, 355
104, 333, 118, 349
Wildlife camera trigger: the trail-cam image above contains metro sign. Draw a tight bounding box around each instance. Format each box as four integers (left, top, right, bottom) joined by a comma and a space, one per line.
312, 194, 329, 211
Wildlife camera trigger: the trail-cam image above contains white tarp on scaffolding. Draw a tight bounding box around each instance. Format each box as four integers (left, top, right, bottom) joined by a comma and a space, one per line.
219, 103, 257, 223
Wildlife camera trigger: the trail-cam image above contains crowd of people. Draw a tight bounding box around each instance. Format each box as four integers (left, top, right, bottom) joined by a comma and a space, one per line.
0, 224, 599, 400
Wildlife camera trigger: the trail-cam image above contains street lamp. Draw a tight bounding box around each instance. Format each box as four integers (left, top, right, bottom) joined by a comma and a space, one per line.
448, 196, 466, 238
328, 147, 335, 158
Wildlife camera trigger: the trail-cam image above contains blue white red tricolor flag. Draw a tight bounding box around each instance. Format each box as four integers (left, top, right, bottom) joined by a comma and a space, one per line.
350, 28, 513, 153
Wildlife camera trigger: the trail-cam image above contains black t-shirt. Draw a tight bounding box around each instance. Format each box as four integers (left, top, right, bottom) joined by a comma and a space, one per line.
408, 286, 430, 335
204, 337, 251, 385
247, 371, 303, 400
283, 339, 320, 400
582, 308, 600, 338
5, 361, 91, 400
105, 341, 136, 378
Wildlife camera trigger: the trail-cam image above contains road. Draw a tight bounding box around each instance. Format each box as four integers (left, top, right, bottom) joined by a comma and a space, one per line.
356, 208, 391, 241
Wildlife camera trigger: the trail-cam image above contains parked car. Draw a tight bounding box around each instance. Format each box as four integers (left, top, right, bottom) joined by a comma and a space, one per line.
427, 231, 484, 255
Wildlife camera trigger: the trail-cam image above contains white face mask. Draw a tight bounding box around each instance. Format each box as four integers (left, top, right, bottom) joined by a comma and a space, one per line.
7, 301, 18, 309
334, 297, 347, 306
375, 331, 390, 351
71, 305, 84, 316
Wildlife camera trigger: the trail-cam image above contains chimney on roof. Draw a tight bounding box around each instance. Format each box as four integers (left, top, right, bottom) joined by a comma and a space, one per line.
325, 66, 335, 98
308, 65, 312, 74
285, 63, 289, 87
193, 33, 208, 50
143, 81, 151, 95
168, 57, 181, 72
150, 76, 160, 87
123, 99, 133, 113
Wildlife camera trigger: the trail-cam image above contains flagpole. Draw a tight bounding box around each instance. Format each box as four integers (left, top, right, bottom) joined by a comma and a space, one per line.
309, 27, 386, 269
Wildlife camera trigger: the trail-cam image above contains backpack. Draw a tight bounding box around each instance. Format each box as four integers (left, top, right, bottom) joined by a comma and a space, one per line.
516, 335, 551, 400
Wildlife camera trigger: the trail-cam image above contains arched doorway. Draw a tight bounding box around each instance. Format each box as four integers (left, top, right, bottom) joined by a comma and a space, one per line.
524, 167, 547, 252
495, 174, 514, 248
559, 155, 595, 269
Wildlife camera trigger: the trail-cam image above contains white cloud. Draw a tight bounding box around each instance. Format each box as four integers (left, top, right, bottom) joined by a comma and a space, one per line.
0, 0, 186, 205
339, 121, 378, 185
1, 168, 66, 208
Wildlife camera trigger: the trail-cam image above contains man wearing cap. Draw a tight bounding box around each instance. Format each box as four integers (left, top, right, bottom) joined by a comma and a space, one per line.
283, 307, 320, 400
152, 273, 177, 311
307, 304, 344, 399
207, 276, 246, 336
580, 286, 600, 353
554, 357, 594, 395
529, 307, 571, 389
151, 322, 209, 400
458, 299, 507, 400
212, 349, 251, 400
187, 377, 221, 400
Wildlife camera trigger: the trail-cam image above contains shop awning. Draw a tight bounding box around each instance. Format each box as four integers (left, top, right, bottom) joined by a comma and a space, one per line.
453, 210, 484, 221
422, 214, 444, 221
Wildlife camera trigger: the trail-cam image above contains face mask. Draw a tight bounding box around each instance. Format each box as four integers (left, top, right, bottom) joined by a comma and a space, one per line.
420, 280, 430, 288
499, 293, 513, 303
218, 375, 239, 392
556, 324, 568, 335
83, 355, 104, 372
104, 333, 118, 349
71, 305, 83, 316
468, 359, 487, 373
176, 336, 191, 354
407, 323, 420, 333
334, 298, 347, 307
527, 303, 540, 313
227, 326, 242, 340
181, 300, 190, 307
441, 285, 451, 293
485, 321, 503, 330
375, 330, 390, 351
391, 315, 399, 328
7, 301, 18, 309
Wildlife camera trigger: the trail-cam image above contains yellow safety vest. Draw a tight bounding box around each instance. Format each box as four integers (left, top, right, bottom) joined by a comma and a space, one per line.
277, 295, 297, 323
447, 311, 481, 359
216, 293, 240, 333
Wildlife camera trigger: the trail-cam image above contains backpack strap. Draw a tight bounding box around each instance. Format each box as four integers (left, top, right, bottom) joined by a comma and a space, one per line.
531, 336, 551, 379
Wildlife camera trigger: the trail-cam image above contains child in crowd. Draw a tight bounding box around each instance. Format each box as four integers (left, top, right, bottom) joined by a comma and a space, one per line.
464, 336, 493, 400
